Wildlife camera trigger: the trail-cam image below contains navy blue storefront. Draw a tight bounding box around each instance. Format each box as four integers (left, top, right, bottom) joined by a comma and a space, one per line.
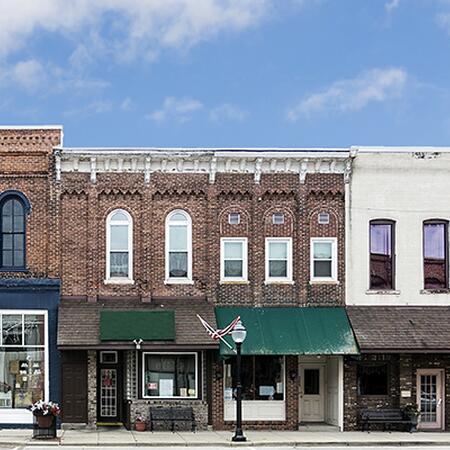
0, 278, 60, 426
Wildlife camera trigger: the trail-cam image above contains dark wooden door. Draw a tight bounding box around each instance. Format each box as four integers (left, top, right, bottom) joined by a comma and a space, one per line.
61, 351, 88, 423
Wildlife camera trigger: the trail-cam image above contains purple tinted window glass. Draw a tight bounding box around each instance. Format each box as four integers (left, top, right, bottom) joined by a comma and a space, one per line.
370, 222, 393, 290
424, 222, 447, 289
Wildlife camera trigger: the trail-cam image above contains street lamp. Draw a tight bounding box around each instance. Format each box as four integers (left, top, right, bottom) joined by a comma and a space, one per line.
231, 320, 247, 442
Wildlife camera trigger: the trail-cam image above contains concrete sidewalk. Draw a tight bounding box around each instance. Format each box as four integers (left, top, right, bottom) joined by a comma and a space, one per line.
2, 428, 450, 447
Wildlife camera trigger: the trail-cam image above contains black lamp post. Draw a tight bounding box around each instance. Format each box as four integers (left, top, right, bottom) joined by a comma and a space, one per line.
231, 320, 247, 442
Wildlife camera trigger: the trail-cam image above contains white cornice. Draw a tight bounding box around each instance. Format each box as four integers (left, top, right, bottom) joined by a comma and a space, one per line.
57, 147, 351, 184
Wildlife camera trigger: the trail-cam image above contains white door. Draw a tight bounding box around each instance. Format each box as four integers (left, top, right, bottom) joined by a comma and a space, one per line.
417, 369, 444, 430
299, 365, 325, 422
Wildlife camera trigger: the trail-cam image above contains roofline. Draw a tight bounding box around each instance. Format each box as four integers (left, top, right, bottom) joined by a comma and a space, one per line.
0, 125, 63, 130
351, 145, 450, 153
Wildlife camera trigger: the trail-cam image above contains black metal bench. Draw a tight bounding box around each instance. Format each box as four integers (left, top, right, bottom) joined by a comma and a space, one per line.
149, 406, 196, 432
360, 408, 414, 432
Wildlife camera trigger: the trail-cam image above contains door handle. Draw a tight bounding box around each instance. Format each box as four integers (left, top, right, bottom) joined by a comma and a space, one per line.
437, 398, 443, 407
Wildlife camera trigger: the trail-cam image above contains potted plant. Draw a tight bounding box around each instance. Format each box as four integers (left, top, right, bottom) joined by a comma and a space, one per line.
29, 400, 61, 429
135, 415, 147, 432
403, 403, 420, 432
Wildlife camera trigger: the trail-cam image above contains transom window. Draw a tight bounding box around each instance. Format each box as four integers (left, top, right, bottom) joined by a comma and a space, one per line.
311, 238, 337, 281
265, 238, 292, 282
166, 210, 192, 282
220, 238, 248, 282
369, 220, 395, 290
106, 209, 133, 281
0, 196, 27, 270
423, 221, 448, 290
0, 312, 47, 409
142, 353, 197, 398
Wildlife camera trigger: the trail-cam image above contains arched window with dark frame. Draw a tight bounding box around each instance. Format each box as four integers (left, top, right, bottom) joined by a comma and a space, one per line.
369, 219, 395, 290
0, 192, 30, 270
423, 220, 448, 290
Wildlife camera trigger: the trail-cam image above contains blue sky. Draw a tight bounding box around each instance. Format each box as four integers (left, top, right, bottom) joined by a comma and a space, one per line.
1, 0, 450, 147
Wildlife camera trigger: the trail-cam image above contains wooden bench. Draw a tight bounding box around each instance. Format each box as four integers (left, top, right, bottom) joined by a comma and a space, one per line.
149, 406, 196, 432
360, 408, 414, 432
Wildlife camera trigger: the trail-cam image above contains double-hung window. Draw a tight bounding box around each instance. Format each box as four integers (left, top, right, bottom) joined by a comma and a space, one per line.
369, 220, 395, 290
106, 209, 133, 281
220, 238, 247, 282
166, 210, 192, 282
310, 238, 337, 281
265, 238, 292, 282
423, 220, 448, 289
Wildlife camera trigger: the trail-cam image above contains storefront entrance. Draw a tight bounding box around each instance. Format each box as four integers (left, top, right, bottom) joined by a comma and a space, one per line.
417, 369, 444, 431
97, 351, 123, 424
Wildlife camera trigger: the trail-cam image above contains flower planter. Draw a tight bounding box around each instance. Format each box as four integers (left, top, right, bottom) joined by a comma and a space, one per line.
36, 414, 53, 429
135, 421, 146, 432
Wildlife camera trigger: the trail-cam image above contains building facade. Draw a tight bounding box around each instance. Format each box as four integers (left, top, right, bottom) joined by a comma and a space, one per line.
345, 147, 450, 431
0, 127, 62, 426
55, 146, 357, 430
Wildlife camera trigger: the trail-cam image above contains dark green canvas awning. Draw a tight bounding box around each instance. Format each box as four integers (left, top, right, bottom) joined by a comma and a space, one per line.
215, 307, 358, 356
100, 310, 175, 341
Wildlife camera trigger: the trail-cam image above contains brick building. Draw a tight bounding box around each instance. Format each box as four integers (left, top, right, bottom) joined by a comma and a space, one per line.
0, 127, 62, 426
55, 146, 357, 430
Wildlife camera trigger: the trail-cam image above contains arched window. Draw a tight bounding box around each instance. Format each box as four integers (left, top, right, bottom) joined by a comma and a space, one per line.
423, 220, 448, 289
0, 193, 29, 270
165, 210, 192, 282
106, 209, 133, 281
369, 219, 395, 290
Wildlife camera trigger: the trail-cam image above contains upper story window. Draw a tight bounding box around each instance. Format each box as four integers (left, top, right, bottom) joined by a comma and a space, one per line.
106, 209, 133, 281
228, 213, 240, 225
272, 213, 285, 225
369, 220, 395, 290
166, 210, 192, 282
265, 237, 292, 283
0, 193, 29, 270
310, 238, 337, 281
423, 220, 448, 290
220, 237, 248, 282
318, 212, 330, 224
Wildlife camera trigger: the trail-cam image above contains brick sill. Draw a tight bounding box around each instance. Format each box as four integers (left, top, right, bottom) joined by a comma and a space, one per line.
365, 289, 401, 295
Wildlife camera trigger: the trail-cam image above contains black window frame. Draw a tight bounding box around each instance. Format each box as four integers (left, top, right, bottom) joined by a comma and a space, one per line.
423, 219, 449, 290
0, 192, 30, 272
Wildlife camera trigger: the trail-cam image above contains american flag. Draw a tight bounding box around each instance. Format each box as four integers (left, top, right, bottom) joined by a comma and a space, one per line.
197, 314, 240, 349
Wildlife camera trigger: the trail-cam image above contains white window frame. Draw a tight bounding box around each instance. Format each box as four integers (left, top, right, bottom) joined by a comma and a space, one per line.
220, 237, 248, 282
265, 237, 293, 283
105, 209, 133, 284
310, 237, 338, 282
165, 210, 193, 284
142, 352, 198, 399
228, 213, 240, 225
0, 310, 49, 423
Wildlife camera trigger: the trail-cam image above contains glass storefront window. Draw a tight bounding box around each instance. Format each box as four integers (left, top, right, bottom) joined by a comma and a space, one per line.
0, 313, 46, 409
224, 355, 284, 401
143, 353, 197, 398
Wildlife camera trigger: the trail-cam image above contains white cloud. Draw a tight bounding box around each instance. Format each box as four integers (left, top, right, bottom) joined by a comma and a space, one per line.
0, 0, 270, 62
209, 103, 248, 122
287, 67, 408, 120
148, 96, 203, 123
120, 97, 135, 112
0, 59, 46, 91
63, 100, 113, 118
385, 0, 400, 14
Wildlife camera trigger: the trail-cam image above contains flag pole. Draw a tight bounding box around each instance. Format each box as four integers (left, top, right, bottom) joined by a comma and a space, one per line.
196, 314, 236, 353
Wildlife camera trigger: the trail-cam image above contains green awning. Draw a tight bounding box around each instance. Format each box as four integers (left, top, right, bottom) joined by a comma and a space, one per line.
215, 307, 358, 356
100, 310, 175, 341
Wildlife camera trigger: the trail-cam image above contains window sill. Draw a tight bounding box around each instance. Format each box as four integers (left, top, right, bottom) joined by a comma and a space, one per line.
264, 280, 295, 285
164, 279, 194, 285
365, 289, 401, 295
104, 279, 135, 285
309, 280, 339, 285
420, 289, 450, 295
0, 268, 29, 273
220, 280, 250, 285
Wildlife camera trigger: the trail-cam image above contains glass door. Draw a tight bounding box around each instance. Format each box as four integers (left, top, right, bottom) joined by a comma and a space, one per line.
417, 369, 443, 430
97, 351, 122, 423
